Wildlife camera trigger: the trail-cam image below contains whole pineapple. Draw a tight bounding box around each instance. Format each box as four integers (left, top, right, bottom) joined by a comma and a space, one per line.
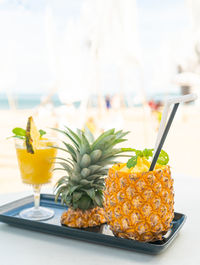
54, 127, 129, 228
104, 150, 174, 242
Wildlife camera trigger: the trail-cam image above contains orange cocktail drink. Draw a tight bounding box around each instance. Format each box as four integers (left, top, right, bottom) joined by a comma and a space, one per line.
13, 116, 58, 221
16, 141, 57, 185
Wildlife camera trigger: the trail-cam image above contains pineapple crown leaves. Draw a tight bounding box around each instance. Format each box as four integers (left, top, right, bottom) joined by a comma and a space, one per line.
53, 127, 129, 211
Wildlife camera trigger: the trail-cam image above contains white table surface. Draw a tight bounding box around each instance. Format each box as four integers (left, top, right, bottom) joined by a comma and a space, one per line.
0, 177, 200, 265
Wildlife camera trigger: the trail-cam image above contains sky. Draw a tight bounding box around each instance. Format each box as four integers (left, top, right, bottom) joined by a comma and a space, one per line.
0, 0, 191, 95
138, 0, 190, 94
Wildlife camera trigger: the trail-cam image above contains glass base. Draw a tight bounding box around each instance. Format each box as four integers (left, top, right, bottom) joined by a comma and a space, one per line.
19, 206, 54, 221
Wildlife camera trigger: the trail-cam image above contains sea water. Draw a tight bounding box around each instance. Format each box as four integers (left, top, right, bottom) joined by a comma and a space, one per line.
0, 93, 62, 109
0, 92, 182, 110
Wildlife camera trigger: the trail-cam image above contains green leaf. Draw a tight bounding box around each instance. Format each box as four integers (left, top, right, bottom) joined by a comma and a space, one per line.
54, 176, 68, 191
52, 128, 80, 149
107, 138, 127, 148
127, 156, 138, 168
64, 132, 80, 149
66, 127, 81, 145
71, 173, 81, 182
58, 162, 73, 173
80, 133, 91, 155
39, 129, 46, 137
80, 154, 91, 168
78, 195, 92, 210
73, 163, 81, 173
73, 192, 82, 202
135, 150, 143, 157
86, 174, 102, 181
53, 167, 67, 172
55, 157, 74, 167
53, 146, 77, 162
72, 202, 79, 210
12, 127, 26, 137
93, 184, 104, 189
81, 168, 91, 178
95, 135, 116, 150
157, 149, 169, 165
92, 128, 115, 149
80, 179, 91, 186
142, 148, 153, 159
76, 128, 82, 139
88, 165, 102, 174
7, 135, 25, 140
74, 149, 82, 164
84, 126, 94, 144
62, 142, 77, 161
125, 148, 169, 168
55, 186, 67, 202
95, 169, 108, 175
96, 158, 117, 167
96, 179, 105, 185
121, 147, 136, 152
100, 148, 123, 160
90, 149, 102, 162
115, 130, 130, 139
69, 185, 80, 194
82, 188, 95, 199
94, 192, 103, 207
63, 193, 72, 206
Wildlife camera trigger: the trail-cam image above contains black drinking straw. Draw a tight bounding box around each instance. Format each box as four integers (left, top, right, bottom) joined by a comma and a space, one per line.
149, 103, 179, 171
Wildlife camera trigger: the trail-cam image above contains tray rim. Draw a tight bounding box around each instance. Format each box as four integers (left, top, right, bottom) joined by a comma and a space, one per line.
0, 193, 187, 254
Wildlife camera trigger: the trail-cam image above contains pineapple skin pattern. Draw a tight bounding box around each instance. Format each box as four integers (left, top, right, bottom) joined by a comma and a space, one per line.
104, 165, 174, 242
61, 207, 106, 228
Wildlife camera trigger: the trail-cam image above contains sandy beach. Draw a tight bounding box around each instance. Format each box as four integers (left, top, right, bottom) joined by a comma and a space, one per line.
0, 105, 199, 194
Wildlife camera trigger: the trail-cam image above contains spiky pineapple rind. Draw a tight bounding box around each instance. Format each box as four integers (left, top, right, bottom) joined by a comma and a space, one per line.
61, 207, 106, 228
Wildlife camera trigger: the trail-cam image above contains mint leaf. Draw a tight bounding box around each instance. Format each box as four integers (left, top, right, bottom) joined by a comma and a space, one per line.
8, 127, 26, 140
39, 129, 46, 137
127, 156, 138, 168
143, 148, 153, 159
135, 150, 143, 157
14, 135, 25, 139
157, 150, 169, 165
12, 127, 26, 137
9, 127, 46, 140
125, 148, 169, 168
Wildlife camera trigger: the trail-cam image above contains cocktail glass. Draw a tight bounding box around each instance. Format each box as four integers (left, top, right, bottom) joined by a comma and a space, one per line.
15, 138, 57, 221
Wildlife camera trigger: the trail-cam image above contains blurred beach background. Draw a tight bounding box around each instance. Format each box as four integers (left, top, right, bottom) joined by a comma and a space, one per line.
0, 0, 200, 194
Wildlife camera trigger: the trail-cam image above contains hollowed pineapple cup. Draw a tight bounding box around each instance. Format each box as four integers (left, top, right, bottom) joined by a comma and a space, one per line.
104, 165, 174, 242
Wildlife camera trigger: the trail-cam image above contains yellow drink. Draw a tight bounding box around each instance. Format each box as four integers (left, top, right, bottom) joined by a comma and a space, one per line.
16, 141, 57, 185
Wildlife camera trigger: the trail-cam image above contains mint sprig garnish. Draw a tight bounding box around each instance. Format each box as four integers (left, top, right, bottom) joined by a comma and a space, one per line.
127, 156, 138, 168
12, 128, 26, 139
126, 148, 169, 169
8, 127, 46, 139
39, 129, 46, 137
156, 149, 169, 165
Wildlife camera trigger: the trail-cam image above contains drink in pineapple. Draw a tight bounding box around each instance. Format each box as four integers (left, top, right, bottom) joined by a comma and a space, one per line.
16, 141, 56, 185
104, 149, 174, 242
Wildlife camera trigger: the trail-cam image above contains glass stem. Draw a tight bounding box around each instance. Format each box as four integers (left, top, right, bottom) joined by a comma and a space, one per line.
33, 185, 41, 209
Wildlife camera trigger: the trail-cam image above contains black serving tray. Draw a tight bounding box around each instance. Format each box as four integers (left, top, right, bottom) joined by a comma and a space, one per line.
0, 194, 186, 255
